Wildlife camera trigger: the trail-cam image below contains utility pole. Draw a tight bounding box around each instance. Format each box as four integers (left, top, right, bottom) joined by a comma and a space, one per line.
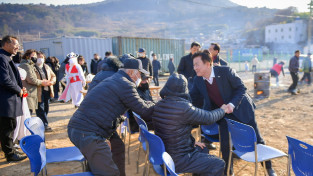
308, 0, 313, 53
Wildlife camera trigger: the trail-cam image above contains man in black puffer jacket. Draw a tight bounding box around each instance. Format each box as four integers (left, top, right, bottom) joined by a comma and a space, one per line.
153, 73, 226, 176
68, 58, 154, 176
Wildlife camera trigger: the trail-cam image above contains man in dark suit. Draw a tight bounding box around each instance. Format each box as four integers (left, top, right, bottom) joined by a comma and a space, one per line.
190, 50, 276, 176
177, 42, 201, 89
209, 43, 228, 66
0, 35, 27, 162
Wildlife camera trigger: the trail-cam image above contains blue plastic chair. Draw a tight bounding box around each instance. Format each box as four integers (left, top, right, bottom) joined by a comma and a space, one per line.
24, 117, 86, 172
140, 124, 166, 176
122, 112, 141, 165
201, 123, 221, 157
286, 136, 313, 176
162, 152, 178, 176
226, 119, 288, 176
132, 112, 149, 174
24, 117, 45, 140
20, 135, 93, 176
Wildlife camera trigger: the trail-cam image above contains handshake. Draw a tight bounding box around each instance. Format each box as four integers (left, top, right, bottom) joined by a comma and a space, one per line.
41, 79, 52, 86
220, 103, 234, 114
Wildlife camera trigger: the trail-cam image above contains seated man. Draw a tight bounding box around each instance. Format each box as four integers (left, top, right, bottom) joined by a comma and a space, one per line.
152, 73, 226, 176
128, 73, 154, 132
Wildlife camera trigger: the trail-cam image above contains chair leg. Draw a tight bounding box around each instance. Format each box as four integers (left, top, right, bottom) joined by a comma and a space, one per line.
147, 162, 150, 176
163, 164, 167, 176
137, 144, 141, 174
254, 162, 258, 176
287, 155, 291, 176
227, 151, 232, 176
262, 161, 268, 176
143, 151, 149, 176
127, 131, 131, 165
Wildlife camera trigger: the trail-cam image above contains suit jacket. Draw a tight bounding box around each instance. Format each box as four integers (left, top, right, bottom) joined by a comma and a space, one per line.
177, 53, 196, 80
214, 55, 228, 66
0, 49, 23, 118
190, 66, 255, 123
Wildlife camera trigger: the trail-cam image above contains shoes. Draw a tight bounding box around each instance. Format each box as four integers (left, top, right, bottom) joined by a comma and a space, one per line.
6, 153, 27, 162
45, 126, 53, 132
206, 143, 217, 150
14, 148, 24, 155
267, 168, 277, 176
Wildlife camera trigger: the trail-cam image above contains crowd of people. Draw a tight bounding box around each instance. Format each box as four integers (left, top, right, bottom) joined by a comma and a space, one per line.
1, 34, 312, 176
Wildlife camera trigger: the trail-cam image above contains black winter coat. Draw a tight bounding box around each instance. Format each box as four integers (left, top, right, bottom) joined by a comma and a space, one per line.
177, 53, 196, 80
137, 57, 152, 76
0, 49, 23, 118
68, 70, 154, 139
152, 73, 225, 159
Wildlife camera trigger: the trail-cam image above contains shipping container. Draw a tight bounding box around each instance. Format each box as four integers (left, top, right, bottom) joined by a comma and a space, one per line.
112, 36, 185, 73
23, 36, 112, 70
229, 48, 263, 62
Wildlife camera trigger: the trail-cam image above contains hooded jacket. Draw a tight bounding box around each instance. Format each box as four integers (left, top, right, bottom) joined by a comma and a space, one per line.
152, 73, 225, 158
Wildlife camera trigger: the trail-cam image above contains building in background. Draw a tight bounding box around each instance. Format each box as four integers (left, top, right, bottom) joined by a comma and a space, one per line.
265, 20, 307, 54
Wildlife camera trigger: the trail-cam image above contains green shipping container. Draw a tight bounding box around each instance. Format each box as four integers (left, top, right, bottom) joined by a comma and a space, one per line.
112, 36, 185, 73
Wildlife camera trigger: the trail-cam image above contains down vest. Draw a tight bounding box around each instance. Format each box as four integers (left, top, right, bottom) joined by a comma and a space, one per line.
68, 70, 154, 139
152, 73, 225, 159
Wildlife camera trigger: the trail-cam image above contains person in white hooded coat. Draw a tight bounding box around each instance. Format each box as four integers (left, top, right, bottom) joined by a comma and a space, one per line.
59, 52, 86, 108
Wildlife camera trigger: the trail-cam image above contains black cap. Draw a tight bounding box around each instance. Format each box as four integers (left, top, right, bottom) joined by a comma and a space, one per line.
138, 48, 145, 53
141, 73, 152, 80
123, 58, 149, 74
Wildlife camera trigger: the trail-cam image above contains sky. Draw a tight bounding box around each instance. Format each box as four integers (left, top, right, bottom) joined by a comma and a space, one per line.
0, 0, 311, 12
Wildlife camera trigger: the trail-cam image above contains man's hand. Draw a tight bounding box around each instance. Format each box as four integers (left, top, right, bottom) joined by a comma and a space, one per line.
106, 140, 111, 150
225, 103, 234, 114
194, 142, 206, 149
213, 62, 221, 66
19, 89, 23, 97
220, 104, 228, 113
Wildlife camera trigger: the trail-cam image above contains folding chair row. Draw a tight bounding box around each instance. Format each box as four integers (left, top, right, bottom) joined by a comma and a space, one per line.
24, 117, 86, 174
20, 134, 93, 176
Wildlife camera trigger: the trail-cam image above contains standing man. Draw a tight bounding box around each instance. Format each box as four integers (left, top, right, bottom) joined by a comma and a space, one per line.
300, 52, 312, 85
152, 53, 161, 86
288, 50, 300, 95
209, 43, 228, 66
168, 57, 175, 75
67, 58, 154, 176
97, 51, 112, 73
0, 35, 27, 162
251, 55, 259, 73
90, 53, 102, 75
177, 42, 201, 89
190, 50, 277, 176
137, 48, 153, 76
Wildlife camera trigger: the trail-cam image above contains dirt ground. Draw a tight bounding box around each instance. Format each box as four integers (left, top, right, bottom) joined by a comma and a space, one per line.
1, 71, 313, 176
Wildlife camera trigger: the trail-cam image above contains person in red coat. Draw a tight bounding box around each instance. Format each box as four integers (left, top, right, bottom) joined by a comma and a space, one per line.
270, 61, 285, 86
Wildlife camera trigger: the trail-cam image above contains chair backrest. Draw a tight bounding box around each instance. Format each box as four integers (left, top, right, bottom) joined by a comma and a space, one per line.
132, 112, 148, 128
20, 135, 46, 176
286, 136, 313, 176
140, 124, 165, 165
162, 152, 178, 176
226, 119, 257, 153
201, 123, 219, 135
133, 112, 148, 143
24, 117, 45, 141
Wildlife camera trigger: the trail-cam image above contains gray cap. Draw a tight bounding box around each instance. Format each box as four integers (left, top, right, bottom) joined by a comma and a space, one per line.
123, 58, 149, 75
